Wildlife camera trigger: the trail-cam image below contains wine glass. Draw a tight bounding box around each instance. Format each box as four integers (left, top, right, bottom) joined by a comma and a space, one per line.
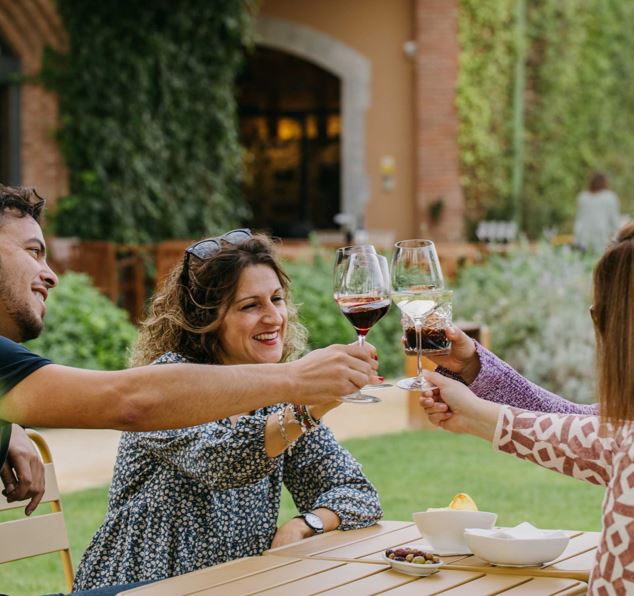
390, 239, 448, 391
333, 250, 391, 403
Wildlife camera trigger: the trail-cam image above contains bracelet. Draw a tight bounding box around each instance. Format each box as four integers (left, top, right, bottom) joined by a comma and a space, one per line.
292, 404, 321, 434
304, 406, 321, 428
277, 407, 294, 453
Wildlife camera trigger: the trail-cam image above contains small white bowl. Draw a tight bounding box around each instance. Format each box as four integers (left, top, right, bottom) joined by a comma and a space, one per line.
413, 510, 497, 554
381, 553, 444, 577
464, 531, 569, 567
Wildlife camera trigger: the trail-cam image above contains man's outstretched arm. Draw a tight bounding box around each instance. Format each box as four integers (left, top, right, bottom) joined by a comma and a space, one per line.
0, 343, 379, 431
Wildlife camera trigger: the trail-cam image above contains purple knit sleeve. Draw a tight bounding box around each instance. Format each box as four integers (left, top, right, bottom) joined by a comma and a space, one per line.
468, 343, 597, 414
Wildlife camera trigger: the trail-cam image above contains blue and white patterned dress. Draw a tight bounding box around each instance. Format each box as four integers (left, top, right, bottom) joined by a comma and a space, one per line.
73, 352, 383, 590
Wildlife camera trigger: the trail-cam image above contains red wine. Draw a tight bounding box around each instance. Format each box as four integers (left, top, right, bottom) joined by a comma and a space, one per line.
337, 297, 391, 336
403, 325, 450, 353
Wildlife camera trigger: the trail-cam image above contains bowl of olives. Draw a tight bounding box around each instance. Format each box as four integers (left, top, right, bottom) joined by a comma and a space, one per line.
383, 547, 444, 577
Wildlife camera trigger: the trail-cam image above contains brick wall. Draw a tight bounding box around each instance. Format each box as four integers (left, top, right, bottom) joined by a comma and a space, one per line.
414, 0, 464, 241
0, 0, 68, 208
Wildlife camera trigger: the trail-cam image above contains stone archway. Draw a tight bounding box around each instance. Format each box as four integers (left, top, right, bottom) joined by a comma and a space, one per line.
255, 15, 371, 230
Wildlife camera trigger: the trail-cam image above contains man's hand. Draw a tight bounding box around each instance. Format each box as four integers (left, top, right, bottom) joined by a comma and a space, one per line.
424, 326, 481, 384
290, 343, 379, 405
419, 371, 499, 441
0, 425, 45, 515
271, 517, 314, 548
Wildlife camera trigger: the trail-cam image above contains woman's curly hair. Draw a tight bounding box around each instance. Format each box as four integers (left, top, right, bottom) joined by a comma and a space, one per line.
130, 234, 307, 366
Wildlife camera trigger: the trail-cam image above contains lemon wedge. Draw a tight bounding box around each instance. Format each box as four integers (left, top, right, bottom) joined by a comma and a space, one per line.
448, 493, 478, 512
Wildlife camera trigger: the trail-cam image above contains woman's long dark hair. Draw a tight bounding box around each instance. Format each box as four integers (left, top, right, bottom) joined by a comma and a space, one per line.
594, 222, 634, 425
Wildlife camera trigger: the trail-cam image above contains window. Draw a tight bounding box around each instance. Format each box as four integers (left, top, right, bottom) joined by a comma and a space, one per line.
0, 36, 21, 185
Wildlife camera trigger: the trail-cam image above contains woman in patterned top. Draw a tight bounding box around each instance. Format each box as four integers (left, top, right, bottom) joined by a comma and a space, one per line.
73, 230, 382, 590
420, 222, 634, 593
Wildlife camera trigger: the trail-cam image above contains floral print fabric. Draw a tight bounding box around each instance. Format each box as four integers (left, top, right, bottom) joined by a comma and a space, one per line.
73, 352, 382, 590
495, 406, 634, 595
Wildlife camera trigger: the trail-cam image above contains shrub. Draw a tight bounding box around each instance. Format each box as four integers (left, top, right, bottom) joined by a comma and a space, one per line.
42, 1, 253, 243
453, 243, 597, 403
26, 273, 137, 370
458, 0, 634, 237
283, 251, 404, 378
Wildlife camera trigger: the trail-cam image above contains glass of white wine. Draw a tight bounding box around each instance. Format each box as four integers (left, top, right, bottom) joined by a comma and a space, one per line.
390, 239, 450, 391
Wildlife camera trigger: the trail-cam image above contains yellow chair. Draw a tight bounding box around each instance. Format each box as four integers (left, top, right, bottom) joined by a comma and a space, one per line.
0, 429, 74, 592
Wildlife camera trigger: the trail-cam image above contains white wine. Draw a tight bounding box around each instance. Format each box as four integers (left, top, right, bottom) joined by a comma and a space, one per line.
391, 289, 451, 320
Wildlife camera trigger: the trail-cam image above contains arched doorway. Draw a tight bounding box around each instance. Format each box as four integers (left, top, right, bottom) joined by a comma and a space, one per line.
0, 35, 20, 184
237, 47, 341, 238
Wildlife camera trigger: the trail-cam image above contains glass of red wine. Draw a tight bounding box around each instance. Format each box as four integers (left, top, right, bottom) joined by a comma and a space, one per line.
333, 249, 391, 403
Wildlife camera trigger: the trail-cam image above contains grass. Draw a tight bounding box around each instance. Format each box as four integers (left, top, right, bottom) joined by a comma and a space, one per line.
2, 430, 604, 595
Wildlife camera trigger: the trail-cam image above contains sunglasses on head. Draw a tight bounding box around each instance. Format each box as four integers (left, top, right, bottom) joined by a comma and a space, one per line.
182, 228, 252, 281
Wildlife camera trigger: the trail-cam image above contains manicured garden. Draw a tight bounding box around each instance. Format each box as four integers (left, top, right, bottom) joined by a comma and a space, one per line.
1, 429, 603, 595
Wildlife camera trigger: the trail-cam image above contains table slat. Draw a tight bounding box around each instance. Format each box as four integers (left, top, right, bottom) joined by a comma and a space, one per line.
550, 531, 599, 564
433, 574, 532, 595
316, 568, 418, 595
251, 562, 388, 596
376, 570, 484, 595
118, 556, 299, 596
497, 577, 587, 595
264, 521, 413, 558
313, 525, 423, 561
189, 558, 342, 596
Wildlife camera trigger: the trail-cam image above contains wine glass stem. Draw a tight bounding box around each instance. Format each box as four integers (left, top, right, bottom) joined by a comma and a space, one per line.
357, 333, 366, 347
415, 321, 423, 384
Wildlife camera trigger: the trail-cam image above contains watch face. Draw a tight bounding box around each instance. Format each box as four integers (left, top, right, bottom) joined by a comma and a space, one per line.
303, 512, 324, 531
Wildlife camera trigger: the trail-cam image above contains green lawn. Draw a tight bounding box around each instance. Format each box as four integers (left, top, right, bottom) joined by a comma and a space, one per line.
2, 430, 604, 595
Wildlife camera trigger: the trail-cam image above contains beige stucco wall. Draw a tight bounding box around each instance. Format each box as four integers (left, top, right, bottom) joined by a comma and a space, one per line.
260, 0, 417, 240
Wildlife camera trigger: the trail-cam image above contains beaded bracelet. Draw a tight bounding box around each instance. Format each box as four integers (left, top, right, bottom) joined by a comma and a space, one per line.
304, 406, 321, 428
292, 404, 321, 434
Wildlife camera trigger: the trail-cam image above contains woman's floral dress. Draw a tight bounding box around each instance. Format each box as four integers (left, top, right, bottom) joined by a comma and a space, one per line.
73, 352, 382, 590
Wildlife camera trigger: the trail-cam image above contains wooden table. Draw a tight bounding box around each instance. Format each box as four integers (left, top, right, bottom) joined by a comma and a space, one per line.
120, 521, 597, 595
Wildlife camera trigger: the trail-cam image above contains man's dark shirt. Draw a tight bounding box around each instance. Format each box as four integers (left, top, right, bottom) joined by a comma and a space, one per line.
0, 336, 51, 467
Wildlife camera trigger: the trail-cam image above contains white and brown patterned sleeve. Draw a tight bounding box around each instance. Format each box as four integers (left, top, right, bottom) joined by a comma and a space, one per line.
493, 408, 634, 592
492, 406, 615, 486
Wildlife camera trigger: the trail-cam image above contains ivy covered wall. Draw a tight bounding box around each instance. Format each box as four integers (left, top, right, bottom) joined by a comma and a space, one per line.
42, 0, 254, 243
458, 0, 634, 238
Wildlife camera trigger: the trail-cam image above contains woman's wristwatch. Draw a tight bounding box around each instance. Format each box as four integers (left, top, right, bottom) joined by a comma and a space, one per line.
296, 511, 324, 534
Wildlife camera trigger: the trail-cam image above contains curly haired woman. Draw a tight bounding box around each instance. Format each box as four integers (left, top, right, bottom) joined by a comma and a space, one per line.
73, 230, 382, 590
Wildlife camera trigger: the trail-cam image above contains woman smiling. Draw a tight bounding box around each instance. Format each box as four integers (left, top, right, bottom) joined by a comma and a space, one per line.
73, 230, 382, 590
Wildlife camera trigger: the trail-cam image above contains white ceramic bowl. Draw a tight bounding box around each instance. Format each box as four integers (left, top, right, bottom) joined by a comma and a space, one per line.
464, 531, 569, 566
413, 510, 497, 554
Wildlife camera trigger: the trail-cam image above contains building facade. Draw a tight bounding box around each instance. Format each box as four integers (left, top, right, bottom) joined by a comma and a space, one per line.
0, 0, 464, 242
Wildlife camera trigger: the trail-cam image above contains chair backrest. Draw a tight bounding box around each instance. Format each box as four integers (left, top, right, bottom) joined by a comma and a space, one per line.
0, 430, 74, 592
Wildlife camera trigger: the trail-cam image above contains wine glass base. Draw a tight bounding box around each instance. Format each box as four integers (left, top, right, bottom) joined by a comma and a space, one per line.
396, 376, 437, 391
340, 392, 381, 404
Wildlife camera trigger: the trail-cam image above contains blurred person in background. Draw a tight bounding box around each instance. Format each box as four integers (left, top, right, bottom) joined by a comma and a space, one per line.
574, 171, 620, 252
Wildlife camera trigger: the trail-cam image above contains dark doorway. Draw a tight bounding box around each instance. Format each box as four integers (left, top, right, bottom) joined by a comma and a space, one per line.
0, 36, 20, 185
237, 47, 341, 238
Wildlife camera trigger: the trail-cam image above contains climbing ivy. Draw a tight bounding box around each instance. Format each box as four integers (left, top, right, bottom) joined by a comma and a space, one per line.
42, 0, 255, 243
458, 0, 634, 238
